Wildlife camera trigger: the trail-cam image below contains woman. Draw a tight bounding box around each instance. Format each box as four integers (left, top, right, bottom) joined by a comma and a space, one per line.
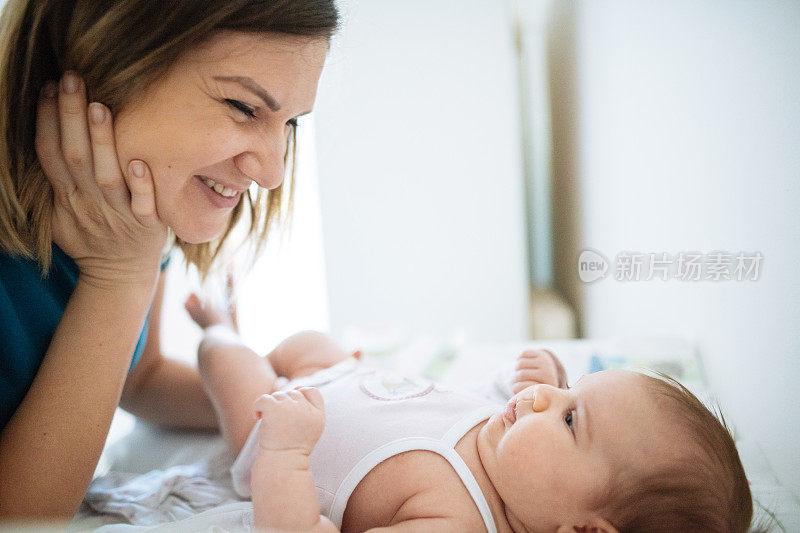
0, 0, 338, 520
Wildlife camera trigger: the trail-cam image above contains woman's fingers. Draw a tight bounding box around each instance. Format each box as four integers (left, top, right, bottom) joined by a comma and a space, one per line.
40, 73, 135, 212
87, 102, 130, 210
35, 81, 72, 195
33, 73, 168, 285
126, 160, 159, 227
57, 72, 97, 194
55, 71, 158, 226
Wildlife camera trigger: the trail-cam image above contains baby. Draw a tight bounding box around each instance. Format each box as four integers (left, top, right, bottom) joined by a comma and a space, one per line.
186, 295, 752, 533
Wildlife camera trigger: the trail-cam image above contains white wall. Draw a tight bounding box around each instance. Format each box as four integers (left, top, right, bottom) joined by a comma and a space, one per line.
548, 0, 800, 494
314, 0, 529, 343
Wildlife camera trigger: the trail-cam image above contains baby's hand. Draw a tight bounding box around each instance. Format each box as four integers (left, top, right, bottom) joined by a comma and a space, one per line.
254, 387, 325, 454
512, 349, 568, 394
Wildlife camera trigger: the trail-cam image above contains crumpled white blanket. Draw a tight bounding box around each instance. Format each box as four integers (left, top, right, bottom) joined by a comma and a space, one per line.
81, 502, 256, 533
79, 449, 247, 528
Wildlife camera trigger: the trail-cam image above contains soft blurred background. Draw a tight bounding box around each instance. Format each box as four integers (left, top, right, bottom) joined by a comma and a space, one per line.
156, 0, 798, 528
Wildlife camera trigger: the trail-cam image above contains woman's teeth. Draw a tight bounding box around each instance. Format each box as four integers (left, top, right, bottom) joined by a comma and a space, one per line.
201, 176, 238, 198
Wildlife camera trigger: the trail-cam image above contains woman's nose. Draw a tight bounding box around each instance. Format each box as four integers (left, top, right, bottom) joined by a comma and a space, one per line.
234, 133, 288, 190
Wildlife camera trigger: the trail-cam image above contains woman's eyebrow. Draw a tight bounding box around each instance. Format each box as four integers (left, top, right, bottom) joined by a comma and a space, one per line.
213, 75, 281, 112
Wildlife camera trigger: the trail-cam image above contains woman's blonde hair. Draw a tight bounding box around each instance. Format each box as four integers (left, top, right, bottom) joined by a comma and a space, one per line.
0, 0, 338, 275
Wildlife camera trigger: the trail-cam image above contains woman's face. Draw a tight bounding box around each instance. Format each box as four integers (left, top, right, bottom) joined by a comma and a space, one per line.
114, 31, 328, 243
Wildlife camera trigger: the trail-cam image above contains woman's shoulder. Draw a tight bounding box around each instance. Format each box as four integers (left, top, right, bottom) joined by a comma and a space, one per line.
0, 246, 80, 429
0, 243, 78, 293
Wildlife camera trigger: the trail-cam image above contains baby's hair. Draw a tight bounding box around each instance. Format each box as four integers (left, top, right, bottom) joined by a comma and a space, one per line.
595, 373, 753, 533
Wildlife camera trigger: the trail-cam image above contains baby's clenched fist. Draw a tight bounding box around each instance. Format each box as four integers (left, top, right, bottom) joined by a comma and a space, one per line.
253, 387, 325, 454
512, 349, 568, 394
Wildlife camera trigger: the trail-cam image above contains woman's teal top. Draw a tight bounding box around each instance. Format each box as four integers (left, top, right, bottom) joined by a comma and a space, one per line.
0, 244, 168, 430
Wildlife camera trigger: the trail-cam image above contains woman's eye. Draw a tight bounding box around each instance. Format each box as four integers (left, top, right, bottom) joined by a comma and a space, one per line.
287, 118, 299, 128
565, 411, 574, 432
224, 99, 256, 119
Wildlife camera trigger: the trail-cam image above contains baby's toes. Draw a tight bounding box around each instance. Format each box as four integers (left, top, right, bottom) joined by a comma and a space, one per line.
513, 365, 559, 388
184, 292, 200, 313
184, 292, 211, 327
514, 367, 548, 383
512, 380, 535, 395
515, 349, 546, 367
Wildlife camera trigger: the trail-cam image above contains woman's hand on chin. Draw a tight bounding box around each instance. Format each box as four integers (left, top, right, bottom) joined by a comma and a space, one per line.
35, 72, 167, 290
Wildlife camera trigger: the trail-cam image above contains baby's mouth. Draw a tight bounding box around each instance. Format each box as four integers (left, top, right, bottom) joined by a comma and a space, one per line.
503, 399, 517, 425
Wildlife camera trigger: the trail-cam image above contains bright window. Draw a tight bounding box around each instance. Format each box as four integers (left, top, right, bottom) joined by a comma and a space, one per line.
160, 117, 330, 363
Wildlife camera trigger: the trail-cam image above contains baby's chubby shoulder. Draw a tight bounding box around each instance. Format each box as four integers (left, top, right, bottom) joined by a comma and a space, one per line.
343, 450, 487, 531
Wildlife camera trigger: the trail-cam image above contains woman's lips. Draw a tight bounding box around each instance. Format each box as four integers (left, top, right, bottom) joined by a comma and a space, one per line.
195, 174, 241, 209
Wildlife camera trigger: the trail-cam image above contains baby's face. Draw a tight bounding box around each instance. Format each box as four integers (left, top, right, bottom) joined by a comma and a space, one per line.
477, 370, 669, 532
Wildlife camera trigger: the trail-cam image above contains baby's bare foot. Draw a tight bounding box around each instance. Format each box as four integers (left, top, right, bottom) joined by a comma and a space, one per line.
512, 349, 568, 394
185, 292, 236, 330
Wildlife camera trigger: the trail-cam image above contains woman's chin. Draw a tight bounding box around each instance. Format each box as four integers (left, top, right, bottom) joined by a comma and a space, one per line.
169, 221, 227, 244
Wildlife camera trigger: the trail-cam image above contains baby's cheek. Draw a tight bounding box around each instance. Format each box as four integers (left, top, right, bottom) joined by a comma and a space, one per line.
499, 448, 545, 497
500, 428, 535, 463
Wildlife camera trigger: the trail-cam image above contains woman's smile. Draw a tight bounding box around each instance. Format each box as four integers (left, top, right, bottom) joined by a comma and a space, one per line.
198, 175, 243, 198
194, 174, 243, 209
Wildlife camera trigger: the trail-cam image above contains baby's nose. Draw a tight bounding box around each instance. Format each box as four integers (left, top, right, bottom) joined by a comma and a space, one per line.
519, 384, 558, 413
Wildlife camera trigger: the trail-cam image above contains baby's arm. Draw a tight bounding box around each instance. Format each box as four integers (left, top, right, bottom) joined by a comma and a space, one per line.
251, 389, 466, 533
512, 349, 568, 394
251, 387, 338, 532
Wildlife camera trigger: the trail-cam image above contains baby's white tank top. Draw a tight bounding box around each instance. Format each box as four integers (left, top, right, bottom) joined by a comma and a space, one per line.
231, 359, 500, 532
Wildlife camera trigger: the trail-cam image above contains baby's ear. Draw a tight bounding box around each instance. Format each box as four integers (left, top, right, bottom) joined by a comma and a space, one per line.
590, 517, 619, 532
558, 517, 619, 533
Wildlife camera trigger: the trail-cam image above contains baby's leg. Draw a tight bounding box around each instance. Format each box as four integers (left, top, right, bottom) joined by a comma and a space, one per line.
187, 295, 357, 452
198, 339, 278, 455
200, 330, 356, 454
206, 330, 356, 454
266, 330, 361, 380
187, 294, 278, 454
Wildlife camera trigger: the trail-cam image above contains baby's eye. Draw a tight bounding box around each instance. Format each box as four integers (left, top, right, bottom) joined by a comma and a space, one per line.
565, 411, 574, 432
224, 99, 256, 119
